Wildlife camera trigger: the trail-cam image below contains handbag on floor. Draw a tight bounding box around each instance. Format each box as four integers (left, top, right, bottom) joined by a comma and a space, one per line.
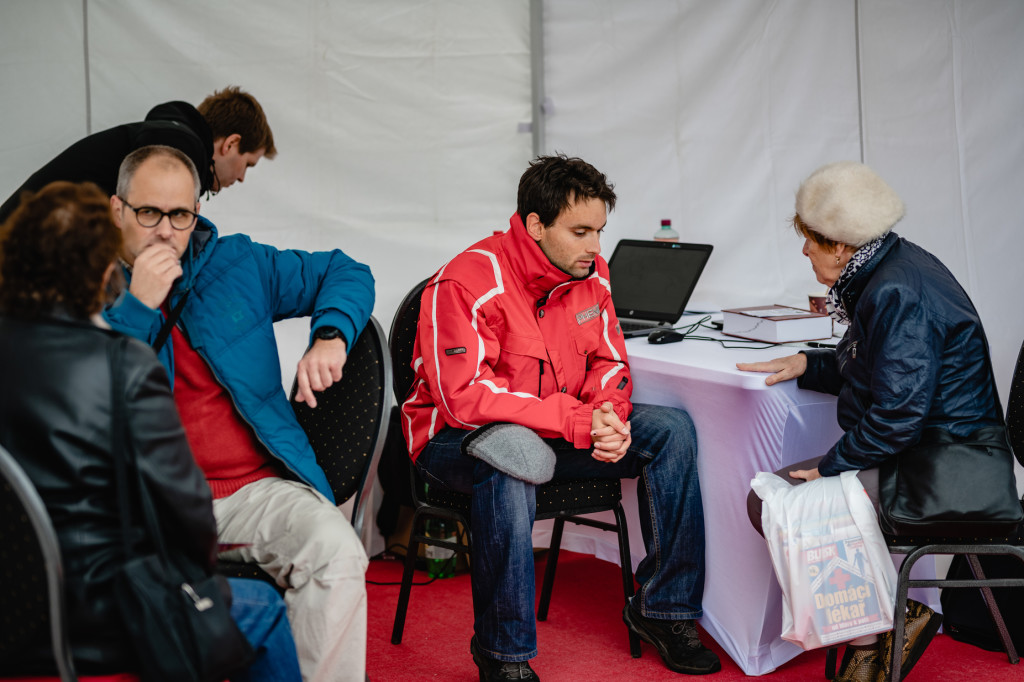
108, 337, 254, 682
941, 551, 1024, 653
752, 471, 897, 650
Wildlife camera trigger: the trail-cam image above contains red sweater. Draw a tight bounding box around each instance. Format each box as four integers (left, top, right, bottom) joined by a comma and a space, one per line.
170, 324, 280, 498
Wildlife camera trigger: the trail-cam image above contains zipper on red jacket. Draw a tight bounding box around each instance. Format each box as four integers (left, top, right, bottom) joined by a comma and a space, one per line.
538, 359, 544, 395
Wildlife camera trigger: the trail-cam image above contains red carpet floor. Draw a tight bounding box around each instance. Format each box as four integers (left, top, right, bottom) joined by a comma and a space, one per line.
367, 550, 1021, 681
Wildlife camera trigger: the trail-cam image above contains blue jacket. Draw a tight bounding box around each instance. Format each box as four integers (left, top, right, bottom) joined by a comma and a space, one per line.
800, 233, 1001, 476
105, 217, 375, 501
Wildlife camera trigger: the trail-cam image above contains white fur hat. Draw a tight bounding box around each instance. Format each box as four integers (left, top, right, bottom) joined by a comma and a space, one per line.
795, 161, 905, 247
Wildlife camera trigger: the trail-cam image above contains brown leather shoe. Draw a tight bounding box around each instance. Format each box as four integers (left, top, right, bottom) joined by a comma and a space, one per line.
877, 599, 943, 679
834, 643, 881, 682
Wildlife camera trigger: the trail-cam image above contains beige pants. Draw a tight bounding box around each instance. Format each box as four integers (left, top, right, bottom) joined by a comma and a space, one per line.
214, 477, 368, 682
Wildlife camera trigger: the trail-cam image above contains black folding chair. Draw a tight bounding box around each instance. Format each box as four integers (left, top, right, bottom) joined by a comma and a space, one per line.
219, 316, 392, 584
0, 444, 78, 681
825, 337, 1024, 682
387, 277, 641, 657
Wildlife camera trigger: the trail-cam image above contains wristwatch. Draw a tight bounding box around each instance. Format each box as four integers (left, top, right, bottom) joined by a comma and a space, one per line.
313, 326, 343, 341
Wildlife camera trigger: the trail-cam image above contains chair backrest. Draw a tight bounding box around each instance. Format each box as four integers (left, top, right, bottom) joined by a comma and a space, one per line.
389, 278, 431, 403
1006, 337, 1024, 467
0, 444, 76, 680
386, 278, 435, 508
289, 316, 392, 538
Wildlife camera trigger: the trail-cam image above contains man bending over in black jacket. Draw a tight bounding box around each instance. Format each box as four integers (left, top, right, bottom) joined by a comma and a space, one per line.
0, 85, 275, 222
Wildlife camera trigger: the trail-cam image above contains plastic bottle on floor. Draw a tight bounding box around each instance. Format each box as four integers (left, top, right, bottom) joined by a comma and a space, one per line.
424, 518, 457, 578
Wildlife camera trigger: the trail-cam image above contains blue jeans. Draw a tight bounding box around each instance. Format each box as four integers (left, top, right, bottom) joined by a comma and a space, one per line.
416, 403, 706, 662
227, 578, 302, 682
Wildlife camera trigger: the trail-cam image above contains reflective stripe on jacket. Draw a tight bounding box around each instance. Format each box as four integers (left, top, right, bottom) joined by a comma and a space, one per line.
401, 213, 632, 460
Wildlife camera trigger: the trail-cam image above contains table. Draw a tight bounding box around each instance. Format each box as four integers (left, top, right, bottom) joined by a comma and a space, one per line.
531, 324, 937, 675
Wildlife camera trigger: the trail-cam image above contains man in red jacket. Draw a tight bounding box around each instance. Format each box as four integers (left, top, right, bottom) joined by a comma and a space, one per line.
402, 155, 720, 680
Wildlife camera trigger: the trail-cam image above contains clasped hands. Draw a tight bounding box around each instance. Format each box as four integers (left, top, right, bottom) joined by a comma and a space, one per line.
591, 401, 630, 463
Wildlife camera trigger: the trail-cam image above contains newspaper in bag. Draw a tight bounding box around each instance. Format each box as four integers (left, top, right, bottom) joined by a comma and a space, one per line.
751, 471, 897, 649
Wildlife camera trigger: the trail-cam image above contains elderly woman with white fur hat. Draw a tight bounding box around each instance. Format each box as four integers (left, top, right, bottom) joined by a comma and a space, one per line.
739, 161, 1004, 681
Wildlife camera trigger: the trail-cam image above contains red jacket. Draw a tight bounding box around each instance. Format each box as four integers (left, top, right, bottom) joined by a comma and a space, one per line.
401, 213, 633, 460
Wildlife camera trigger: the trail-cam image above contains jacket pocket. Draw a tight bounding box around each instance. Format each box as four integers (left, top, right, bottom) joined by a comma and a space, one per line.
494, 332, 548, 395
500, 331, 547, 360
571, 319, 603, 359
837, 329, 863, 376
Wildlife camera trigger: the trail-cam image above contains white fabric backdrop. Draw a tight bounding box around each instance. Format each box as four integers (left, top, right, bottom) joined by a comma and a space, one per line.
543, 0, 1024, 403
0, 0, 533, 382
1, 0, 1022, 533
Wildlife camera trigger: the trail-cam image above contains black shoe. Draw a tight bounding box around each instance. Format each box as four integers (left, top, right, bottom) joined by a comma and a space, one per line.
470, 636, 540, 681
622, 602, 722, 675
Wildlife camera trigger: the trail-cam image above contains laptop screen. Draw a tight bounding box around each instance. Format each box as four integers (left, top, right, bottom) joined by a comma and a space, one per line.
606, 240, 714, 325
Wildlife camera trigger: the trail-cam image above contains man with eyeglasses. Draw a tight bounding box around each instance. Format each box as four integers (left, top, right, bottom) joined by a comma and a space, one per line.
0, 86, 274, 223
106, 144, 375, 682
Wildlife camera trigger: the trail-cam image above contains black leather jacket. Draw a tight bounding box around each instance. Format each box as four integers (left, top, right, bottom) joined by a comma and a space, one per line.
0, 314, 217, 671
799, 233, 1001, 476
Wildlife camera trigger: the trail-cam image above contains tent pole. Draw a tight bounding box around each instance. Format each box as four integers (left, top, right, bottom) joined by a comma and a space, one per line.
82, 0, 92, 135
854, 0, 864, 163
530, 0, 545, 158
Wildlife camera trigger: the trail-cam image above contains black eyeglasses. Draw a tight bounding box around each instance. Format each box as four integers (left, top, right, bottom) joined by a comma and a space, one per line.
119, 198, 198, 231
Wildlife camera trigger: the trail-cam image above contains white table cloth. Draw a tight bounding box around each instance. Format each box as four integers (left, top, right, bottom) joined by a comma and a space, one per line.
532, 324, 937, 675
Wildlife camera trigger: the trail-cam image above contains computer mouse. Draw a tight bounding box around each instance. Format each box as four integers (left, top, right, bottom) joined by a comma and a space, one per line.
647, 329, 685, 344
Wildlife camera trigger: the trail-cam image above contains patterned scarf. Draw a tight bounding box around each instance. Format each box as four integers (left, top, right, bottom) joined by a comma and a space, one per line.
825, 234, 887, 325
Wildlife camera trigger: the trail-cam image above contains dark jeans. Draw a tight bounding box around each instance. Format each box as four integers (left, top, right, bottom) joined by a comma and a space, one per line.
227, 578, 302, 682
416, 403, 706, 662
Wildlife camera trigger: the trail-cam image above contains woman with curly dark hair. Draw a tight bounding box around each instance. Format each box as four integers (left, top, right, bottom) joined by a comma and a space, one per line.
0, 181, 123, 317
0, 182, 300, 680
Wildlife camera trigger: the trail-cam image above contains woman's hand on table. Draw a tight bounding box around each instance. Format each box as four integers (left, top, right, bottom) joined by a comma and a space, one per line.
736, 353, 808, 386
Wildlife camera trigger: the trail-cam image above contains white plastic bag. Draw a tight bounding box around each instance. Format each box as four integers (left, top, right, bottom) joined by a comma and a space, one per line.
751, 471, 897, 650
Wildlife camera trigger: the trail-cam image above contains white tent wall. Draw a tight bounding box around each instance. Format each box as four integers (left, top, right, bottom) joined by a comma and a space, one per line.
0, 0, 533, 387
543, 0, 1024, 402
544, 0, 861, 324
2, 1, 1020, 388
0, 1, 88, 181
1, 1, 1022, 546
0, 0, 532, 555
858, 0, 1024, 406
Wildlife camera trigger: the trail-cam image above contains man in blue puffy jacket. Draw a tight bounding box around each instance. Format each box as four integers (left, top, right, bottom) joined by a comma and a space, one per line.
104, 144, 375, 682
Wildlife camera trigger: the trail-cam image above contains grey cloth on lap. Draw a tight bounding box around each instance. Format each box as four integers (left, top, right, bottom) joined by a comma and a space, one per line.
461, 422, 556, 484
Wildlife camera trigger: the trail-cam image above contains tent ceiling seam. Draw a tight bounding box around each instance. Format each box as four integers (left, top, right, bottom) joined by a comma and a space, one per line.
82, 0, 92, 135
855, 0, 865, 164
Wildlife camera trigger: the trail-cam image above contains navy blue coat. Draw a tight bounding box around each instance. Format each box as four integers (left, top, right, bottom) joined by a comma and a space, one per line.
800, 233, 1001, 476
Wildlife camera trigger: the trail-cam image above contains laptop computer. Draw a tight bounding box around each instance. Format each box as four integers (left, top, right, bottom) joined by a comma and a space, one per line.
605, 239, 714, 338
